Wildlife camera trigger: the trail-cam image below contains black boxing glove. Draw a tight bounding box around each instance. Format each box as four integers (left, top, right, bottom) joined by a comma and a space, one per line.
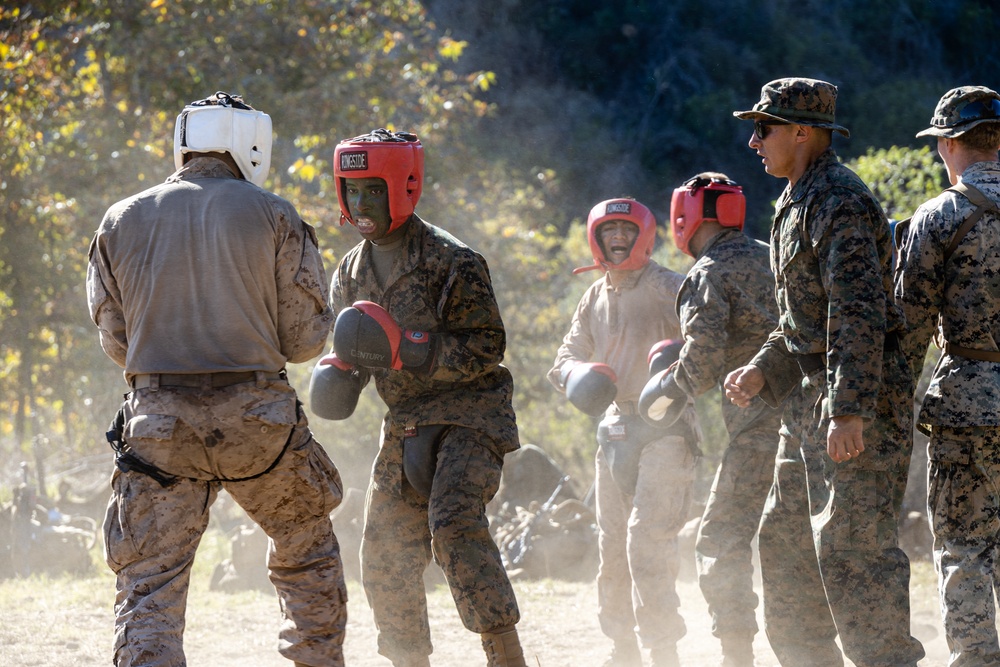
647, 338, 683, 376
333, 300, 433, 371
638, 365, 687, 427
309, 353, 368, 420
562, 362, 618, 416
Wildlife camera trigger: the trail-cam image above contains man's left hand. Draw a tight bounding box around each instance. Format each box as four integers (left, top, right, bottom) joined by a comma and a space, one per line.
828, 415, 865, 463
333, 301, 432, 371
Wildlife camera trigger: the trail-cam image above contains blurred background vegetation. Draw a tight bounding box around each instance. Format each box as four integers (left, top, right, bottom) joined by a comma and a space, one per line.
1, 0, 992, 500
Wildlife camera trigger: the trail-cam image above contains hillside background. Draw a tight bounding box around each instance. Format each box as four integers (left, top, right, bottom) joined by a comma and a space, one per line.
2, 0, 998, 500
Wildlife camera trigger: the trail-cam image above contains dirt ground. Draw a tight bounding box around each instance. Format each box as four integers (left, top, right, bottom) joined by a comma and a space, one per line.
0, 545, 954, 667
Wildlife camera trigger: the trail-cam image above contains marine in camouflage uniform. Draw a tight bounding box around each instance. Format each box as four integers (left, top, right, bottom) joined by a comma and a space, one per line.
664, 174, 782, 666
87, 93, 346, 667
325, 130, 523, 667
548, 199, 698, 667
896, 86, 1000, 667
726, 79, 924, 667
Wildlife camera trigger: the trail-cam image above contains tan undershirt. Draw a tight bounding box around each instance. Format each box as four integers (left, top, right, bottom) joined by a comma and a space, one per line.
370, 235, 405, 288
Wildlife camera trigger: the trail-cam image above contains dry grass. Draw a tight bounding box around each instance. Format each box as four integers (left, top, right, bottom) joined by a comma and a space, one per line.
0, 530, 953, 667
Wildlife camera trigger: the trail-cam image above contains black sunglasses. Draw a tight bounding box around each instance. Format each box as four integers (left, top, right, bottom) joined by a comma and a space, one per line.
753, 120, 790, 140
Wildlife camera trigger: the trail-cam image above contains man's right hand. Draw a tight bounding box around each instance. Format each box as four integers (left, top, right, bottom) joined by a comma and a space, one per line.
724, 365, 764, 408
638, 365, 687, 427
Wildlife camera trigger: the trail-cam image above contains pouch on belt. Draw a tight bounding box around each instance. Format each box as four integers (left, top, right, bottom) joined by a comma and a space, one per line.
598, 414, 687, 496
403, 424, 451, 499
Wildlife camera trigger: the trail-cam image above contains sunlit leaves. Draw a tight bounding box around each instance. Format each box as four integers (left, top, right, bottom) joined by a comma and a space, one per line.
288, 157, 319, 183
438, 37, 466, 61
471, 71, 496, 92
0, 0, 498, 473
847, 146, 946, 221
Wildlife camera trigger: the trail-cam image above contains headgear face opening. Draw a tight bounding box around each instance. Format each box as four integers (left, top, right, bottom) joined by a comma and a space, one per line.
173, 92, 272, 187
670, 176, 746, 257
333, 129, 424, 234
573, 199, 657, 274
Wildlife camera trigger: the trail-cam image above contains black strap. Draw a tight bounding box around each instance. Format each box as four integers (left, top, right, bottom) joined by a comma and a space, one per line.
936, 183, 1000, 361
943, 181, 999, 263
106, 401, 302, 487
349, 128, 418, 143
945, 343, 1000, 363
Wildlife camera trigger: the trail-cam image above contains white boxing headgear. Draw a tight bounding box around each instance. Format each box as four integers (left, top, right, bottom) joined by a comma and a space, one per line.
173, 92, 272, 187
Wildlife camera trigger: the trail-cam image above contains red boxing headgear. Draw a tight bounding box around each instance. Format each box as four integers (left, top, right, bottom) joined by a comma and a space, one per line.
334, 129, 424, 234
670, 175, 746, 257
573, 198, 657, 274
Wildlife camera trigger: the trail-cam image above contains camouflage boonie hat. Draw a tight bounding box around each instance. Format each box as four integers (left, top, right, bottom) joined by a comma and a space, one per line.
916, 86, 1000, 138
733, 77, 850, 137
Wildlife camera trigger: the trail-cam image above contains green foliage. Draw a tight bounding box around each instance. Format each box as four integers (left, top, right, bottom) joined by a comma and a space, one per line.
847, 145, 946, 221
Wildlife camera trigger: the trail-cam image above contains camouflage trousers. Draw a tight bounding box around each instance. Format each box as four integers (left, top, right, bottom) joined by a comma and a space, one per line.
595, 433, 695, 650
105, 380, 347, 667
361, 423, 519, 663
928, 425, 1000, 667
759, 353, 924, 667
696, 416, 780, 638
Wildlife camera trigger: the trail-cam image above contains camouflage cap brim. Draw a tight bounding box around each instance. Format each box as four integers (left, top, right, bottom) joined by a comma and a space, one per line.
733, 77, 851, 138
732, 109, 851, 137
916, 86, 1000, 139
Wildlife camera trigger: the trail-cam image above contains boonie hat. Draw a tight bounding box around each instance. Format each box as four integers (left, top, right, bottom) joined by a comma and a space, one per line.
915, 86, 1000, 138
733, 77, 850, 137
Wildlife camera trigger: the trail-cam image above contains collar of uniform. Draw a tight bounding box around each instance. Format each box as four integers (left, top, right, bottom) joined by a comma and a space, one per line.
778, 148, 839, 210
603, 262, 647, 290
961, 159, 1000, 181
361, 214, 421, 251
168, 156, 242, 183
695, 227, 743, 260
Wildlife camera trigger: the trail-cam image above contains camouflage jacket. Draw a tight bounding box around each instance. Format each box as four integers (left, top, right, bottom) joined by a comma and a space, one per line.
895, 160, 1000, 429
674, 229, 782, 438
547, 260, 686, 404
752, 149, 906, 419
330, 215, 519, 454
87, 157, 332, 383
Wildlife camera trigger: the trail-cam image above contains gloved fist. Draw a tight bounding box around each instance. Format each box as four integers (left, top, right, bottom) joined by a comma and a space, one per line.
648, 339, 683, 376
638, 366, 687, 427
562, 362, 618, 416
333, 301, 433, 371
309, 353, 368, 420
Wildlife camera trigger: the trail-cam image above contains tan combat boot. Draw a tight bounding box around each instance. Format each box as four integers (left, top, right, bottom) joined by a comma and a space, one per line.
650, 643, 680, 667
481, 625, 527, 667
719, 633, 755, 667
601, 637, 643, 667
391, 657, 431, 667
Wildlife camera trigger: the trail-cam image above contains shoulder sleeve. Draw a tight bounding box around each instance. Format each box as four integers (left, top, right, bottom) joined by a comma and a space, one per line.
674, 267, 731, 396
330, 245, 362, 315
86, 228, 128, 367
423, 245, 509, 383
814, 187, 889, 417
273, 202, 334, 363
894, 196, 951, 379
547, 284, 600, 391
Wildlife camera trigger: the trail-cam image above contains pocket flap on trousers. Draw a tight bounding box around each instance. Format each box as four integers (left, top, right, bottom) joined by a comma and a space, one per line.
125, 414, 178, 441
245, 398, 298, 428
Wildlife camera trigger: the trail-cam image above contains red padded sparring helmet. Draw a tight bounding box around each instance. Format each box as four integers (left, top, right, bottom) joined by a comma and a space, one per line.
333, 129, 424, 234
573, 198, 657, 274
670, 174, 746, 257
